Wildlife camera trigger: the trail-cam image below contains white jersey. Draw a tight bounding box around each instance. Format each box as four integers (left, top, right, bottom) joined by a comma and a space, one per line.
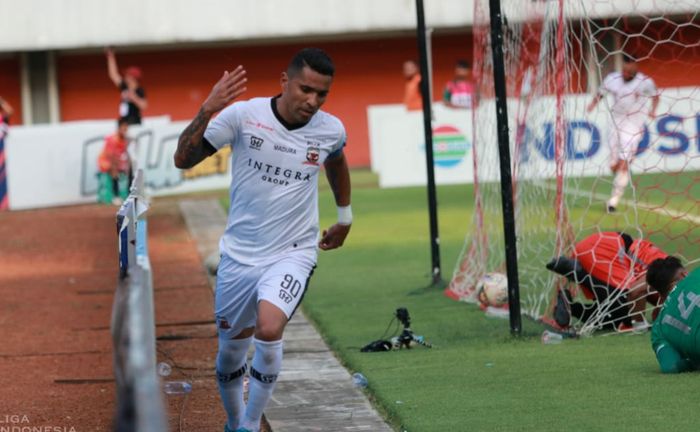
204, 97, 346, 265
600, 71, 657, 128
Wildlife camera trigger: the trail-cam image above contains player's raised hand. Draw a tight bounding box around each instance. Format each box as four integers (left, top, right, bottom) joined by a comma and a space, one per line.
202, 66, 247, 115
319, 223, 351, 251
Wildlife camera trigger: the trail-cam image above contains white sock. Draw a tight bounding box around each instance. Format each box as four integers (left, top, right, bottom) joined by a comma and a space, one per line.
217, 336, 252, 430
609, 170, 629, 208
240, 338, 284, 431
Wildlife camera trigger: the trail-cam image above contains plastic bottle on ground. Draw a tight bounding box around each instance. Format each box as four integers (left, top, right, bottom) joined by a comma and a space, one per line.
352, 372, 368, 388
157, 362, 172, 377
163, 381, 192, 395
542, 330, 564, 345
485, 306, 509, 319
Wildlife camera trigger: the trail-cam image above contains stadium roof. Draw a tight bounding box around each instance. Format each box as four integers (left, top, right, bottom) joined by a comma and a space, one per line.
1, 0, 695, 52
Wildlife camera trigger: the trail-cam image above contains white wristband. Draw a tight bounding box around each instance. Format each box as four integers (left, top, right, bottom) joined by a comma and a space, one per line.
337, 205, 353, 226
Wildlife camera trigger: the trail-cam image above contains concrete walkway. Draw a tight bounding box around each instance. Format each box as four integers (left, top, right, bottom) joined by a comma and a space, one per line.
179, 199, 393, 432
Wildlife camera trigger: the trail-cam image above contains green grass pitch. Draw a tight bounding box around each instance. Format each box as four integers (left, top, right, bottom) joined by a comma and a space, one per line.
224, 168, 700, 431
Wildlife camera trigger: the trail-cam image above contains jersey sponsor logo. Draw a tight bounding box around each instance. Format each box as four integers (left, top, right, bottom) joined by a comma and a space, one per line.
247, 157, 312, 186
250, 135, 264, 150
274, 144, 297, 154
304, 144, 320, 166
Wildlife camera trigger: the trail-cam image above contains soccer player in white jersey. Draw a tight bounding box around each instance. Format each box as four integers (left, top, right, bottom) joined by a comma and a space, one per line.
174, 48, 352, 432
587, 55, 659, 212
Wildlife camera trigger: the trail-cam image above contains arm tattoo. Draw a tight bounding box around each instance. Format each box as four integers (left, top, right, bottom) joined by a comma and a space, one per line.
175, 108, 211, 168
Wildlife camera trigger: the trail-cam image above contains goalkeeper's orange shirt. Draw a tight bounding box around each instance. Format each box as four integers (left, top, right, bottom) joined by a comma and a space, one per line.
574, 232, 632, 291
629, 239, 667, 273
573, 233, 667, 293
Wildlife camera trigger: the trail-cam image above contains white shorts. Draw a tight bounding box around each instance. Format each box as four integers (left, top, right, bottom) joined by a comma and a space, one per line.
609, 120, 645, 162
214, 249, 317, 338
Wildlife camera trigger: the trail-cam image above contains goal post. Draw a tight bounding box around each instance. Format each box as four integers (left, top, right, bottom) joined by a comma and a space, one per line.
487, 0, 522, 335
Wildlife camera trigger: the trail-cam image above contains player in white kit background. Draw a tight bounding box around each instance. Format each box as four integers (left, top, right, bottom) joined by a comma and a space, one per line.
587, 55, 659, 212
174, 48, 352, 432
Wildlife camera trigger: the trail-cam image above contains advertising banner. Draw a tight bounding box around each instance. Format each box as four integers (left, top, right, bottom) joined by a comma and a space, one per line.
4, 117, 231, 210
368, 88, 700, 188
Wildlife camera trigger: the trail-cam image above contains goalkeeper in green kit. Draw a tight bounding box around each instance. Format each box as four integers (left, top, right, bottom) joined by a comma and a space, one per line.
646, 256, 697, 374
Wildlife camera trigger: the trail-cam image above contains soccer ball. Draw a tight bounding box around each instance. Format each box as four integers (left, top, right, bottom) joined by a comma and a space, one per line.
476, 272, 508, 307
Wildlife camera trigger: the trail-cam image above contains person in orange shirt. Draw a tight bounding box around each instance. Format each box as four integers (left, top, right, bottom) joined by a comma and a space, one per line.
548, 231, 669, 331
98, 118, 131, 204
403, 60, 422, 111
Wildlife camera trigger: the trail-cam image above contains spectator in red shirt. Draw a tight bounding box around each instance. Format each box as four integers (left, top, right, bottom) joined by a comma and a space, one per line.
443, 59, 475, 109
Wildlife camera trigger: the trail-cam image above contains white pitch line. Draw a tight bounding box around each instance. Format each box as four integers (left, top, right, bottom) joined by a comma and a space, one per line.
632, 198, 700, 226
539, 181, 700, 225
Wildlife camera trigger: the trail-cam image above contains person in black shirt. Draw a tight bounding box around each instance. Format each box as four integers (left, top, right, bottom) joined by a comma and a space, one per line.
105, 47, 147, 125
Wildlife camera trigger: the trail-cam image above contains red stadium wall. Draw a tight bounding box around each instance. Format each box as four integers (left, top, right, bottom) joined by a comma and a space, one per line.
57, 34, 474, 167
0, 56, 23, 125
633, 22, 700, 88
54, 23, 700, 167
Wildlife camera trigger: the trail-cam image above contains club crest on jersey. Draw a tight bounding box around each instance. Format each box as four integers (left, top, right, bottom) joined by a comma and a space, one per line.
304, 144, 320, 166
250, 135, 264, 150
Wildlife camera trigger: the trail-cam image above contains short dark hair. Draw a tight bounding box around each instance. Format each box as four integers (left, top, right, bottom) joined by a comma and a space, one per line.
646, 256, 684, 295
117, 117, 129, 127
288, 48, 335, 77
456, 59, 471, 69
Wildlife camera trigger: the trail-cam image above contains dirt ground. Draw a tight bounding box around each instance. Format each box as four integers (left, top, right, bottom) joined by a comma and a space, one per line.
0, 200, 261, 431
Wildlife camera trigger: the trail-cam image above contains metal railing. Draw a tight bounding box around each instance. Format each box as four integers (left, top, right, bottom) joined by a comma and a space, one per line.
111, 169, 167, 432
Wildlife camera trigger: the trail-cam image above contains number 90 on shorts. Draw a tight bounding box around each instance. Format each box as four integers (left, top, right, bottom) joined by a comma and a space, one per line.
278, 274, 303, 304
214, 251, 317, 337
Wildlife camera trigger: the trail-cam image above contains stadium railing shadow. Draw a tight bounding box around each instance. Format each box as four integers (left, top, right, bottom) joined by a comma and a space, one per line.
111, 169, 167, 431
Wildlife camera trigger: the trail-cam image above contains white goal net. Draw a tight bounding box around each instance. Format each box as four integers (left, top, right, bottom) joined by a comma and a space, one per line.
447, 0, 700, 335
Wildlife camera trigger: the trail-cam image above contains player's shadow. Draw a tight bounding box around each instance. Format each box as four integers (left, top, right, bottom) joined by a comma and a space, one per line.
407, 278, 447, 296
